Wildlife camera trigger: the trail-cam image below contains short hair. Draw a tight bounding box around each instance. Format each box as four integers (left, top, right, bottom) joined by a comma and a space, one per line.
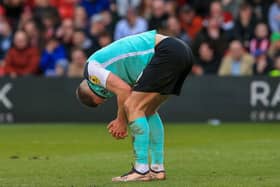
200, 42, 214, 51
240, 2, 251, 10
71, 47, 86, 57
76, 83, 97, 107
180, 5, 194, 14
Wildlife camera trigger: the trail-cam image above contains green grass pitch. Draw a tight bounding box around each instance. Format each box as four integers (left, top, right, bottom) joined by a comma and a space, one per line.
0, 123, 280, 187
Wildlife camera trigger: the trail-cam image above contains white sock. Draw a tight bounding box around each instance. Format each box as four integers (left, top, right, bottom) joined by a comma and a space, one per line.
151, 164, 165, 172
135, 163, 149, 173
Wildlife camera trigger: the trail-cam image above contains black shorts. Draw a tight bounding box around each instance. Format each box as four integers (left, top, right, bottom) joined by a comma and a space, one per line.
133, 37, 194, 95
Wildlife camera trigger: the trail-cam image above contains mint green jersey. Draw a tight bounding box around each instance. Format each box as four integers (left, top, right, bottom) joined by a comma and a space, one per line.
85, 30, 157, 98
87, 30, 156, 84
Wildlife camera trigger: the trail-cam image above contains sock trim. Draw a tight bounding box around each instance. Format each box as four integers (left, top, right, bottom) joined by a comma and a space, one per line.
133, 168, 149, 175
150, 168, 165, 173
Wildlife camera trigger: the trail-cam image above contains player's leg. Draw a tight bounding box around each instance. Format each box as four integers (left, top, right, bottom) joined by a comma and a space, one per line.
145, 96, 167, 180
112, 92, 166, 182
112, 37, 193, 182
125, 92, 167, 171
147, 113, 165, 180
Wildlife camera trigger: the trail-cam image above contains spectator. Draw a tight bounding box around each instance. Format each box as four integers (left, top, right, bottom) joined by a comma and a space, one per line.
22, 19, 43, 49
67, 48, 86, 78
0, 21, 12, 61
165, 0, 177, 16
73, 6, 88, 30
72, 29, 93, 56
209, 0, 234, 31
249, 23, 270, 56
79, 0, 110, 18
165, 16, 191, 44
193, 42, 220, 75
234, 2, 257, 49
269, 54, 280, 76
32, 0, 60, 42
219, 40, 254, 76
268, 32, 280, 58
33, 0, 60, 29
192, 16, 228, 59
114, 0, 141, 17
108, 1, 121, 30
148, 0, 168, 30
253, 50, 273, 75
89, 14, 106, 51
114, 7, 147, 40
248, 0, 273, 22
139, 0, 153, 19
98, 32, 112, 48
100, 11, 115, 37
3, 30, 40, 77
269, 0, 280, 32
0, 0, 278, 79
179, 5, 203, 40
40, 38, 68, 76
56, 18, 74, 56
18, 6, 33, 28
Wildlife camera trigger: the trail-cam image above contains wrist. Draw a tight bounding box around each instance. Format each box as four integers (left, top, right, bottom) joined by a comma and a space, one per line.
116, 117, 127, 125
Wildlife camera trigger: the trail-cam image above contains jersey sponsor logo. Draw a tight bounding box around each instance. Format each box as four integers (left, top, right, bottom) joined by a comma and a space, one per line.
89, 75, 101, 85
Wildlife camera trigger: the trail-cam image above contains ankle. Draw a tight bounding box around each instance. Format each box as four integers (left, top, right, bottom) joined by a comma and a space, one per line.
150, 164, 165, 172
135, 163, 149, 174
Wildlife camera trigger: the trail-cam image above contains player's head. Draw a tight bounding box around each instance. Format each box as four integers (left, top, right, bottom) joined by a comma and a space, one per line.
76, 80, 105, 107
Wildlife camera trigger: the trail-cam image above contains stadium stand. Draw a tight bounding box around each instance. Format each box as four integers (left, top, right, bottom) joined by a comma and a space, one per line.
0, 0, 279, 77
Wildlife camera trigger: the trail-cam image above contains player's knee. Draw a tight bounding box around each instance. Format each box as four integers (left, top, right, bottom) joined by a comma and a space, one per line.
124, 97, 145, 116
124, 98, 135, 115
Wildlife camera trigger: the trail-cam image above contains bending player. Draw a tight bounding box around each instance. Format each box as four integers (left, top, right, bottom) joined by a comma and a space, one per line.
76, 30, 193, 182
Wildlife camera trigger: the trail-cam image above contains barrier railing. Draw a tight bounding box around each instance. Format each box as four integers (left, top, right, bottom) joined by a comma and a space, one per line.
0, 76, 279, 123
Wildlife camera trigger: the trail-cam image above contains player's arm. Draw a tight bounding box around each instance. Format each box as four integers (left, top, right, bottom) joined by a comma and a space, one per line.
107, 73, 132, 120
86, 62, 131, 138
106, 73, 132, 138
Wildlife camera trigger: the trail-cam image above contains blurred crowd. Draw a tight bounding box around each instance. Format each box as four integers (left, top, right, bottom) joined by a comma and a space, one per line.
0, 0, 280, 78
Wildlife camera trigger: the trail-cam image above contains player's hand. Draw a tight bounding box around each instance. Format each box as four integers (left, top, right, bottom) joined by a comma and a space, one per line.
107, 119, 128, 140
107, 119, 128, 139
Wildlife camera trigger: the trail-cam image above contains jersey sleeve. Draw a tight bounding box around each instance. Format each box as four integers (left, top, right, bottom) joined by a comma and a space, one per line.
85, 61, 111, 88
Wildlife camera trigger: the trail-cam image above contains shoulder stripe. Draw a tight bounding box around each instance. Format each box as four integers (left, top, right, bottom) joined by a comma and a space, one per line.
101, 48, 154, 67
